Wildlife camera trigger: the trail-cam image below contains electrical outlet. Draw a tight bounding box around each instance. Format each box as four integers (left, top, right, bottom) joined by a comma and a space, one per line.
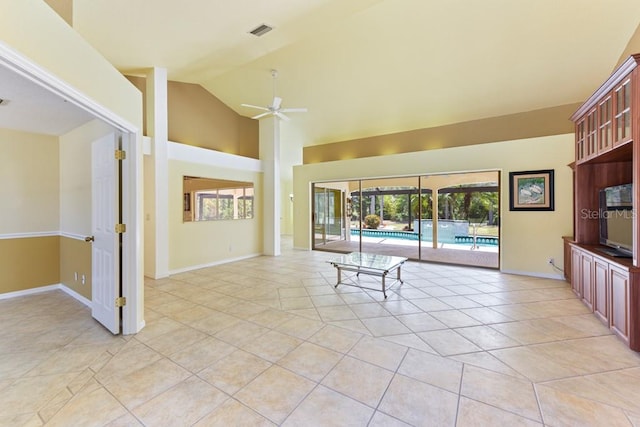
81, 274, 86, 285
74, 272, 78, 281
548, 257, 554, 265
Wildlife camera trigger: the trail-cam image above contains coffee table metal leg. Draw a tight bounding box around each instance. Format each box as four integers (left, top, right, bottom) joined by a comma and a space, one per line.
382, 272, 387, 298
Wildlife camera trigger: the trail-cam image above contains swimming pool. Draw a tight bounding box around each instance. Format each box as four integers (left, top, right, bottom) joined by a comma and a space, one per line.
350, 229, 499, 246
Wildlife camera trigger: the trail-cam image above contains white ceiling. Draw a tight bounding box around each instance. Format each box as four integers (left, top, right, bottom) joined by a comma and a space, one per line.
4, 0, 640, 143
0, 63, 95, 136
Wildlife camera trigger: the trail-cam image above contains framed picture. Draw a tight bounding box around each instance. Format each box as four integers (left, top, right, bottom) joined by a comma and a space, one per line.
509, 169, 554, 211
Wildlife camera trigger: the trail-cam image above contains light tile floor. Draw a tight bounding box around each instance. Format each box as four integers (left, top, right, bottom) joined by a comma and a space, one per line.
2, 244, 640, 426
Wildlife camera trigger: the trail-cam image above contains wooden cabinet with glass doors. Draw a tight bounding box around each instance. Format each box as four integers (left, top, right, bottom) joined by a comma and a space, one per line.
575, 60, 635, 164
566, 54, 640, 351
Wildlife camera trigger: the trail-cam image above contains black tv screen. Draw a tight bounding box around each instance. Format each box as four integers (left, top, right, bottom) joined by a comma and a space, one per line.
599, 183, 633, 256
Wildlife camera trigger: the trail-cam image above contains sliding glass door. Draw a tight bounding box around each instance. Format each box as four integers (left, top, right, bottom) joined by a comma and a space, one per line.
313, 185, 345, 247
311, 171, 500, 269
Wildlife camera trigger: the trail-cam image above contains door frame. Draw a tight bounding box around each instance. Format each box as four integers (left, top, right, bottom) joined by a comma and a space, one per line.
0, 44, 144, 334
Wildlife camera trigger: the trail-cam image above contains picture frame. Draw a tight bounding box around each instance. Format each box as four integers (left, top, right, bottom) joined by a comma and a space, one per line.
509, 169, 554, 211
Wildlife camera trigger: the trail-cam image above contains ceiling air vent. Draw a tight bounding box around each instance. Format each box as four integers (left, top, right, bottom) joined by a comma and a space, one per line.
249, 24, 273, 37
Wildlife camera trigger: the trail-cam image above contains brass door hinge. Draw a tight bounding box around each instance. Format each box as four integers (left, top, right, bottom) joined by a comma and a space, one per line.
115, 149, 126, 160
115, 297, 126, 307
115, 223, 126, 233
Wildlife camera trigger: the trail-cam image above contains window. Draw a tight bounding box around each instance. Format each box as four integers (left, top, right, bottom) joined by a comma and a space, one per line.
183, 176, 254, 221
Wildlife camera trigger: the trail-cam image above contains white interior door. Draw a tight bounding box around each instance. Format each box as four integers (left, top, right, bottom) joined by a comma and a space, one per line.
91, 132, 120, 334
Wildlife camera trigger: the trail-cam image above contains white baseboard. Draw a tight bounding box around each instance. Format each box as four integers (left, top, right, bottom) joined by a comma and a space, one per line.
500, 269, 565, 281
168, 253, 262, 275
0, 284, 60, 300
0, 283, 92, 307
59, 284, 92, 307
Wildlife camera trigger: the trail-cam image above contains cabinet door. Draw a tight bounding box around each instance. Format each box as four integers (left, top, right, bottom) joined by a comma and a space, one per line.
580, 252, 594, 310
614, 78, 632, 146
593, 257, 609, 323
570, 247, 582, 296
598, 95, 613, 153
585, 108, 598, 159
610, 265, 630, 343
575, 119, 586, 163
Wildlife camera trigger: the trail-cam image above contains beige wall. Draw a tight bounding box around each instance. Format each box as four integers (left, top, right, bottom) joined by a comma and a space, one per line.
60, 236, 91, 299
168, 160, 263, 272
0, 236, 60, 294
126, 76, 259, 158
60, 119, 114, 234
1, 1, 142, 129
294, 134, 574, 277
0, 118, 115, 297
303, 104, 578, 164
0, 129, 60, 233
0, 128, 60, 293
617, 22, 640, 68
58, 119, 115, 299
44, 0, 73, 26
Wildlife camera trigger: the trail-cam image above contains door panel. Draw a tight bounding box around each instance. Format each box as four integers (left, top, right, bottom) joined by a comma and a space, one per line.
313, 186, 344, 247
91, 133, 120, 334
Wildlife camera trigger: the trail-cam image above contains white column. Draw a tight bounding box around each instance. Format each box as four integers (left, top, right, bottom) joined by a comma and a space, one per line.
431, 189, 439, 249
147, 67, 169, 277
260, 117, 281, 256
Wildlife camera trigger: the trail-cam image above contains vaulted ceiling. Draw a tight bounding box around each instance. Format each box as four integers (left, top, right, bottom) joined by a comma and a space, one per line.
42, 0, 640, 144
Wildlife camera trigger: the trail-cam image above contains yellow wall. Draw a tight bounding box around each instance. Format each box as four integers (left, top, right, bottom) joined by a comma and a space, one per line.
126, 76, 258, 158
0, 236, 60, 294
0, 118, 114, 297
44, 0, 73, 26
168, 160, 263, 272
0, 129, 60, 234
58, 119, 115, 298
0, 128, 61, 293
294, 134, 574, 277
303, 104, 577, 164
59, 236, 91, 299
1, 1, 142, 129
60, 119, 114, 233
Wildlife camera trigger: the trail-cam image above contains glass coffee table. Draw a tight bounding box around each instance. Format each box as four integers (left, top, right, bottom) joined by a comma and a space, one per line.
327, 252, 408, 298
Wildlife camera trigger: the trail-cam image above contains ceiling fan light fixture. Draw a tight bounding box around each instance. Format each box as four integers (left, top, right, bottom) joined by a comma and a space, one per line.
241, 69, 307, 120
248, 24, 273, 37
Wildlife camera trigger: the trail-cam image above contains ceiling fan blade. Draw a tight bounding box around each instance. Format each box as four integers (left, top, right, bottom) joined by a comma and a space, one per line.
275, 111, 290, 121
241, 103, 269, 111
280, 107, 308, 113
252, 112, 272, 120
272, 96, 282, 109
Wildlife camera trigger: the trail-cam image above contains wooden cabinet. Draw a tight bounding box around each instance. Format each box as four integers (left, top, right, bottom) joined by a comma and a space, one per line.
570, 245, 582, 296
593, 257, 609, 323
580, 252, 594, 311
568, 54, 640, 351
567, 243, 632, 345
574, 60, 635, 166
610, 265, 630, 344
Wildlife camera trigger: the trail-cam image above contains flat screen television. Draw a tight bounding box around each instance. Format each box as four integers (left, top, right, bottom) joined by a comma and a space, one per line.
599, 183, 633, 257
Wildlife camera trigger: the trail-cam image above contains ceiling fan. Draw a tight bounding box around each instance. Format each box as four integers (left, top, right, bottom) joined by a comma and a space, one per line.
241, 69, 307, 121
